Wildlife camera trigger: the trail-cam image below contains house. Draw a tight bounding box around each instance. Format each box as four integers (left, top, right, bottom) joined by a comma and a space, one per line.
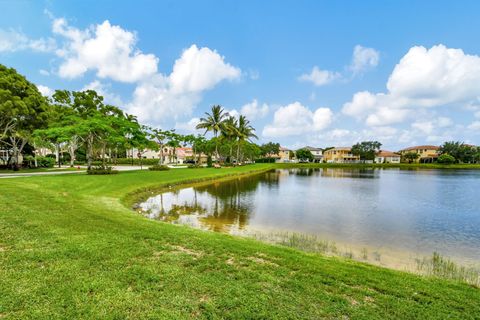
0, 149, 23, 166
271, 147, 293, 163
127, 146, 208, 164
398, 145, 440, 163
303, 146, 323, 162
176, 147, 208, 164
323, 147, 360, 163
375, 150, 401, 163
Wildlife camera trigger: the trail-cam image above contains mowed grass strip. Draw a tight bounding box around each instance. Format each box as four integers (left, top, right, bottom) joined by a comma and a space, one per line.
0, 164, 479, 319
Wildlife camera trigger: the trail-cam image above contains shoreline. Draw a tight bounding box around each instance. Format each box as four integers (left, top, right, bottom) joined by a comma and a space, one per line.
132, 166, 480, 285
2, 164, 479, 318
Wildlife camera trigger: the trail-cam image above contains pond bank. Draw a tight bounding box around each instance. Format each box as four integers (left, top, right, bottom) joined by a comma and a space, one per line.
1, 164, 479, 318
134, 167, 480, 286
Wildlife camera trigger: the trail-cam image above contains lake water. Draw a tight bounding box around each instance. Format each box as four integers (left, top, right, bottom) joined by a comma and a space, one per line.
138, 168, 480, 266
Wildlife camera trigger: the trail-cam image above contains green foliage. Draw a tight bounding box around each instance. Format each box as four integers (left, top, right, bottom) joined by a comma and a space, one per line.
255, 157, 276, 163
1, 166, 480, 318
207, 155, 213, 167
439, 141, 477, 163
402, 152, 420, 163
188, 164, 204, 169
351, 141, 382, 161
37, 156, 55, 168
196, 105, 229, 158
0, 64, 50, 168
437, 154, 456, 164
86, 166, 118, 175
148, 164, 170, 171
260, 142, 280, 157
296, 148, 314, 162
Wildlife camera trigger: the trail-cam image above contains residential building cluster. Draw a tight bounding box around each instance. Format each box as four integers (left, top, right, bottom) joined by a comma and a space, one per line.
270, 145, 444, 164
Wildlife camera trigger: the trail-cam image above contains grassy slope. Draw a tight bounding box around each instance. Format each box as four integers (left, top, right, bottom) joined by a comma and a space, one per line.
0, 164, 479, 319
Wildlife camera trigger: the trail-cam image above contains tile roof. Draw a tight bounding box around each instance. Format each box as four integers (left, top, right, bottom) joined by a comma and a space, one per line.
376, 150, 400, 157
399, 145, 439, 152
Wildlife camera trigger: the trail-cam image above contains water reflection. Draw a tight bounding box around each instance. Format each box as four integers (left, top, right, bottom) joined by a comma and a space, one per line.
138, 168, 480, 264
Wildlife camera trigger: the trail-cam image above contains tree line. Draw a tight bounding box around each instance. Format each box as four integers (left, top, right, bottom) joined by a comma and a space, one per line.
0, 64, 281, 171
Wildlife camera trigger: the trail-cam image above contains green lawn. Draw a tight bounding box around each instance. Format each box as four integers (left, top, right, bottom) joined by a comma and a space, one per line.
0, 167, 81, 174
0, 164, 479, 319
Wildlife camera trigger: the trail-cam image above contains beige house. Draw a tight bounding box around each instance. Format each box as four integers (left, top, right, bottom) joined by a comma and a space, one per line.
398, 145, 440, 163
303, 146, 323, 162
268, 147, 293, 163
323, 147, 360, 163
127, 146, 207, 164
375, 150, 401, 163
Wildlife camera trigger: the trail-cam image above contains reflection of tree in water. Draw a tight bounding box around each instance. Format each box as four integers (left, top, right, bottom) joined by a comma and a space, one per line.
193, 175, 264, 232
290, 168, 317, 176
147, 172, 282, 233
153, 195, 208, 223
320, 168, 379, 179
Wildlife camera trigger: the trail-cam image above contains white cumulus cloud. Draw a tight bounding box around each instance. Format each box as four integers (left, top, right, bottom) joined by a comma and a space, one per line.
262, 102, 333, 137
52, 19, 158, 82
240, 99, 269, 120
175, 117, 201, 133
468, 121, 480, 131
343, 44, 480, 126
37, 85, 53, 96
127, 44, 241, 124
0, 29, 56, 53
298, 66, 340, 86
169, 45, 240, 93
350, 45, 380, 74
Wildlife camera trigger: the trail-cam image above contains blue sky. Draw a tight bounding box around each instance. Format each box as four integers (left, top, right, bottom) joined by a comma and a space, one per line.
1, 1, 480, 150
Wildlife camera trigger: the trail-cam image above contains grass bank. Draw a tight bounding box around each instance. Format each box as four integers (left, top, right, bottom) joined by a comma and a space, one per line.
1, 164, 479, 319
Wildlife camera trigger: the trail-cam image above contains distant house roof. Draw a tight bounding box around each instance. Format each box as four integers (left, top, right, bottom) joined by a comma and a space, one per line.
303, 146, 322, 151
376, 150, 400, 157
399, 145, 440, 152
325, 147, 351, 152
279, 147, 291, 151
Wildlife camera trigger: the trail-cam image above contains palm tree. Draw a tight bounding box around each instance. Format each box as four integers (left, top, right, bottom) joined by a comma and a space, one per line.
221, 116, 238, 162
196, 105, 229, 161
235, 115, 257, 164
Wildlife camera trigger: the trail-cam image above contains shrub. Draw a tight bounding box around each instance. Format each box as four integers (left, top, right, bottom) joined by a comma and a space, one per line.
187, 164, 204, 169
437, 154, 456, 164
207, 155, 213, 167
148, 164, 170, 171
255, 157, 276, 163
37, 156, 55, 168
87, 166, 118, 175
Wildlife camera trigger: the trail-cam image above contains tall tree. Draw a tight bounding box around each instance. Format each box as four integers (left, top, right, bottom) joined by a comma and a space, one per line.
221, 116, 238, 162
351, 141, 382, 161
260, 142, 280, 158
196, 105, 228, 161
0, 64, 50, 169
49, 90, 120, 169
235, 115, 257, 163
149, 128, 172, 165
402, 152, 420, 163
296, 148, 314, 162
167, 131, 182, 164
439, 141, 476, 163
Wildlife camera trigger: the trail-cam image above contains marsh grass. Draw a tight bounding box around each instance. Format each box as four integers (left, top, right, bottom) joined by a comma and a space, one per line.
248, 231, 480, 287
416, 252, 480, 286
249, 231, 339, 255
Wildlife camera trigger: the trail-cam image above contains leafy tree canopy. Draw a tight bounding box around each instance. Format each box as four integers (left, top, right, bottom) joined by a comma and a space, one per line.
351, 141, 382, 161
296, 148, 314, 162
